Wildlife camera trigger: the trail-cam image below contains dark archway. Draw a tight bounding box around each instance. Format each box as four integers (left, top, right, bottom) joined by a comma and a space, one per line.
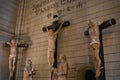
85, 70, 96, 80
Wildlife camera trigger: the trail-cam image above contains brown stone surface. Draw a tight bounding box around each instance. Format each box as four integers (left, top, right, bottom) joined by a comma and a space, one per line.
14, 0, 120, 80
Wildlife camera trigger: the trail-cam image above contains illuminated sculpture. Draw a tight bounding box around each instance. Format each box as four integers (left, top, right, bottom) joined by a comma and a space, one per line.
6, 39, 17, 79
42, 15, 70, 69
88, 21, 101, 78
54, 54, 69, 80
23, 59, 35, 80
84, 18, 116, 79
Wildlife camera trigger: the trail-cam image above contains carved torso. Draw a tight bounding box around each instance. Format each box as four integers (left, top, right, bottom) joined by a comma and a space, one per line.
10, 45, 16, 58
88, 25, 100, 45
48, 31, 57, 51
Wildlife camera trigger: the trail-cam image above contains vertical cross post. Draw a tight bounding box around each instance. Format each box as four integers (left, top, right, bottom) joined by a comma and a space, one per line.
98, 18, 116, 80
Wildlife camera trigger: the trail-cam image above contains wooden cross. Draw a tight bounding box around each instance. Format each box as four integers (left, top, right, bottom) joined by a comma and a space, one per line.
84, 18, 116, 80
42, 15, 70, 80
4, 42, 29, 80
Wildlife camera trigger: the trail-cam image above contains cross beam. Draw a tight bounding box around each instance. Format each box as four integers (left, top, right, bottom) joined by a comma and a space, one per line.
42, 21, 70, 32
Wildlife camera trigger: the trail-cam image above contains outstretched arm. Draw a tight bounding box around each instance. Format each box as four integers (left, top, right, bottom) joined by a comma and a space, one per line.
15, 40, 18, 46
55, 20, 64, 34
46, 27, 48, 32
6, 42, 11, 46
46, 27, 53, 36
46, 27, 50, 35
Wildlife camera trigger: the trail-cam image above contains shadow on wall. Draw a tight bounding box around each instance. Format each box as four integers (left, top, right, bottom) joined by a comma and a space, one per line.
76, 64, 96, 80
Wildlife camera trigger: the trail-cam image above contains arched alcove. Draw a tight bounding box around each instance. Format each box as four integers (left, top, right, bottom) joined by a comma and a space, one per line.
76, 64, 96, 80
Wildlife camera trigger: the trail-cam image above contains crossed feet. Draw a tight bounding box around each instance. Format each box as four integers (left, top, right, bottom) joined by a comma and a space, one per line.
96, 66, 104, 78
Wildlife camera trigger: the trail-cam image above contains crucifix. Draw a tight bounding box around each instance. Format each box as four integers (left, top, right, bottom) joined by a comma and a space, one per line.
4, 39, 29, 80
42, 15, 70, 80
84, 18, 116, 80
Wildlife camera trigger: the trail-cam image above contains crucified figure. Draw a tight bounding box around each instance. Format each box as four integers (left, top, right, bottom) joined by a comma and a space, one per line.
46, 20, 64, 68
88, 21, 101, 78
6, 39, 17, 79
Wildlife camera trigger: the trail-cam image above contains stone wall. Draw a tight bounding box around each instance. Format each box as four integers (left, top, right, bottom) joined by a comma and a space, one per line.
16, 0, 120, 80
0, 0, 18, 80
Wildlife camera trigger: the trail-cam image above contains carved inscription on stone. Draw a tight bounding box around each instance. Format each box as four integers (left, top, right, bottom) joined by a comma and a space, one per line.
32, 0, 91, 16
